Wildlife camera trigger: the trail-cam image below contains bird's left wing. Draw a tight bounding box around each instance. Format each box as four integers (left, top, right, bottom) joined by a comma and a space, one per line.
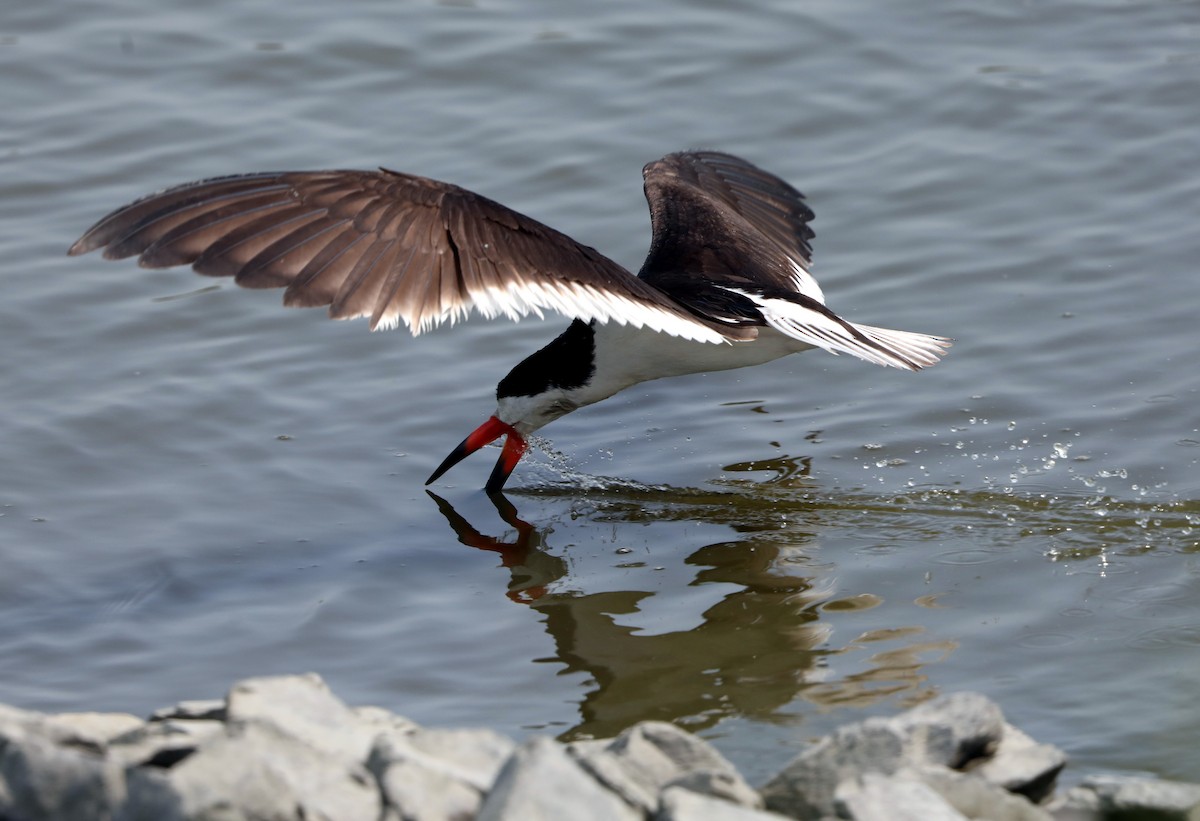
69, 169, 729, 342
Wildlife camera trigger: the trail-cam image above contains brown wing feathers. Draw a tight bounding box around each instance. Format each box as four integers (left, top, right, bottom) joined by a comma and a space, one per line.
639, 152, 817, 294
71, 168, 728, 341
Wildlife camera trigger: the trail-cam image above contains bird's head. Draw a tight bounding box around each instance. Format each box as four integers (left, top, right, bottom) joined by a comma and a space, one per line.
424, 389, 581, 494
425, 319, 596, 493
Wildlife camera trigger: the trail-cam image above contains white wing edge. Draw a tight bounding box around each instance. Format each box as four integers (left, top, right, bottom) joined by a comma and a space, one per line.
371, 278, 731, 344
789, 258, 826, 304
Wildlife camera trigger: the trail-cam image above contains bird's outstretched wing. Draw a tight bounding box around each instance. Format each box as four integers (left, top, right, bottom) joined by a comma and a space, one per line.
640, 151, 821, 302
69, 169, 730, 343
639, 152, 950, 369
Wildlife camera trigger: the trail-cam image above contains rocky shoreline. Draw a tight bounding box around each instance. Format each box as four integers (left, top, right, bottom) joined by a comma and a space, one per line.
1, 673, 1196, 820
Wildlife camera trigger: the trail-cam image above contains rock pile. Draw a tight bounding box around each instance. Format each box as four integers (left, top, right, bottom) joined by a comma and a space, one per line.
0, 673, 1195, 820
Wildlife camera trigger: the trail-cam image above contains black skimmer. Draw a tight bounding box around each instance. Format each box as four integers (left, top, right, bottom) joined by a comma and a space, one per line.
69, 151, 951, 492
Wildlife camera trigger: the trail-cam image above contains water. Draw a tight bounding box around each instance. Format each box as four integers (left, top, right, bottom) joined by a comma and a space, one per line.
3, 0, 1199, 786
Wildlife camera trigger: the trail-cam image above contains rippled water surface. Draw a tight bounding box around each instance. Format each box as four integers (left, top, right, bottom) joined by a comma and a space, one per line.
4, 0, 1199, 785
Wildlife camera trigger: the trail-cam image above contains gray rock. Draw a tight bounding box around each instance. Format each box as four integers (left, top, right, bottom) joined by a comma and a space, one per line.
106, 719, 225, 768
389, 726, 515, 792
609, 721, 741, 775
0, 707, 127, 821
44, 712, 145, 746
1044, 785, 1109, 821
971, 723, 1067, 803
658, 785, 791, 820
1049, 774, 1200, 821
224, 672, 380, 762
118, 719, 380, 821
564, 737, 610, 759
477, 735, 639, 821
665, 769, 764, 810
762, 693, 1008, 819
4, 680, 1196, 821
834, 771, 969, 821
0, 703, 39, 725
149, 699, 227, 723
115, 767, 186, 821
570, 721, 759, 813
566, 738, 660, 811
1043, 790, 1100, 821
760, 717, 912, 819
353, 704, 421, 736
0, 703, 142, 754
891, 692, 1007, 769
371, 748, 484, 821
367, 727, 514, 820
912, 764, 1055, 821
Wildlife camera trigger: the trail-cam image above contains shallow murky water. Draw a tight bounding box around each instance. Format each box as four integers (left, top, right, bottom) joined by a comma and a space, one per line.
3, 0, 1198, 784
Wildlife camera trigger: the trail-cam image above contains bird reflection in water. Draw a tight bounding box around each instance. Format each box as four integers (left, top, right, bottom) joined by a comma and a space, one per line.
426, 490, 564, 605
425, 465, 866, 742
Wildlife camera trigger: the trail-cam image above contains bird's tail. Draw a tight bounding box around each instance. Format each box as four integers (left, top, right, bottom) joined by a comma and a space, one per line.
840, 322, 953, 371
727, 288, 951, 371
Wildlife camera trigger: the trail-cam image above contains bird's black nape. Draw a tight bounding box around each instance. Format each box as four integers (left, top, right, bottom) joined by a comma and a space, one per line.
496, 319, 596, 399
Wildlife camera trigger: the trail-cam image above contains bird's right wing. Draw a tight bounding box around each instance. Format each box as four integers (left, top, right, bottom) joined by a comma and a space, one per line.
638, 151, 824, 303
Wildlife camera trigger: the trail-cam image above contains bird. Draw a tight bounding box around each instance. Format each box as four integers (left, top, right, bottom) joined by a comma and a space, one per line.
69, 150, 951, 493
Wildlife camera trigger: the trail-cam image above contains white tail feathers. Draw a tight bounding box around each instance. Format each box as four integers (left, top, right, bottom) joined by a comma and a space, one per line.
725, 288, 951, 370
844, 322, 953, 370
